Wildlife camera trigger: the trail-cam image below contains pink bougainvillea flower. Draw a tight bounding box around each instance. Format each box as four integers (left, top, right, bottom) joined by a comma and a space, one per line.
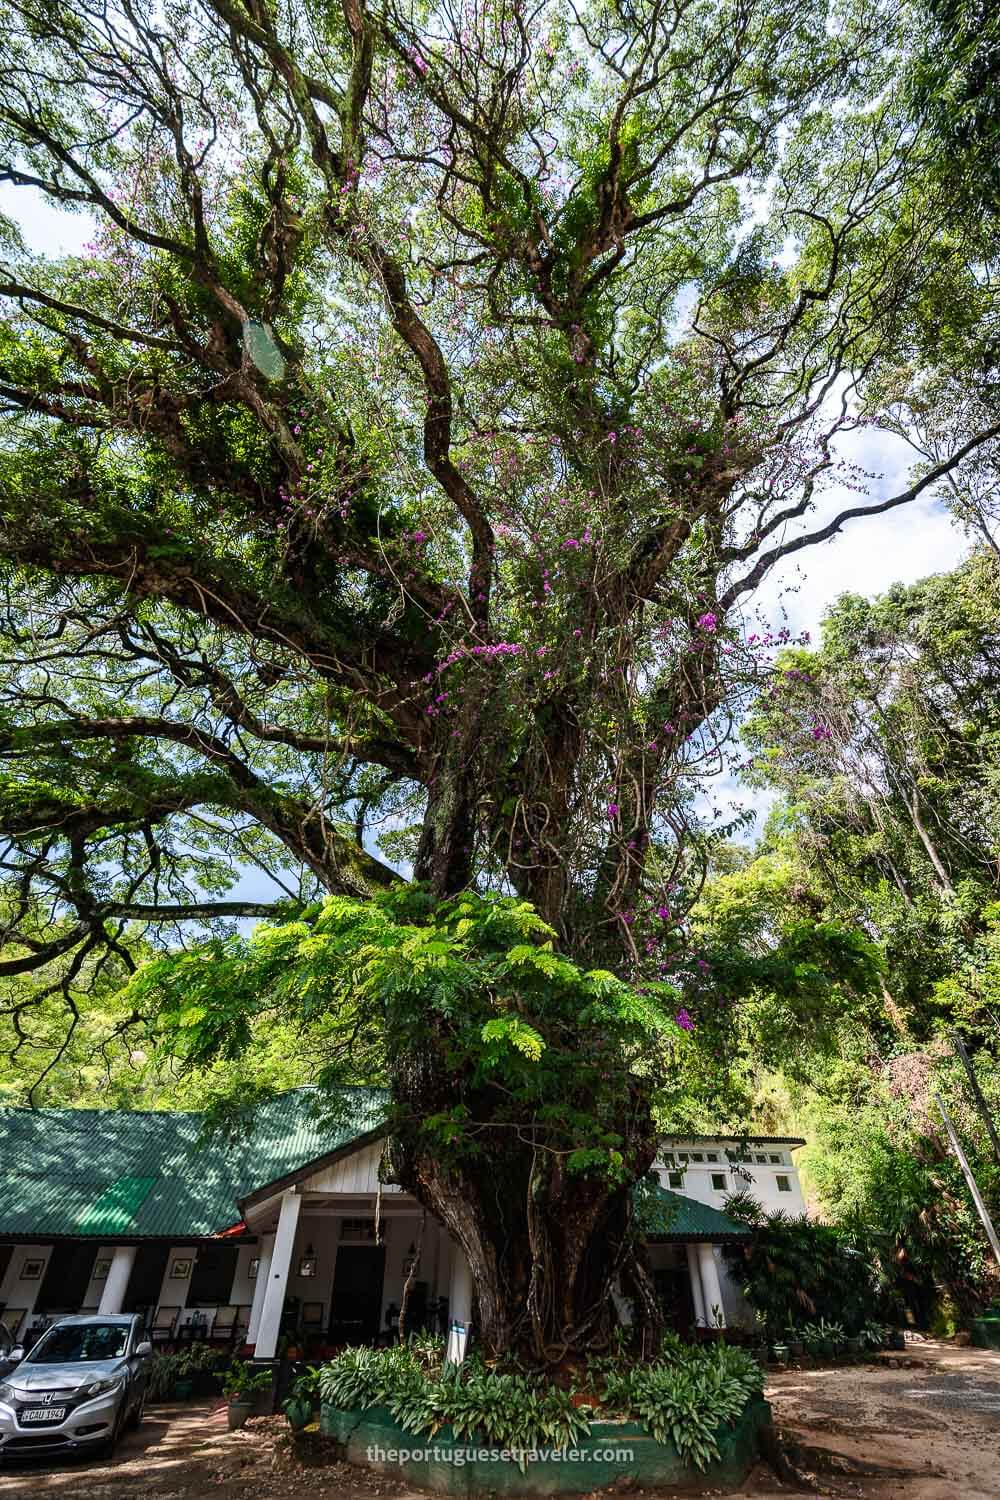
675, 1009, 694, 1032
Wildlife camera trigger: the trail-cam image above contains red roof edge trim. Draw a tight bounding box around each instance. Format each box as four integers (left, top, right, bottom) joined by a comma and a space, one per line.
214, 1220, 249, 1238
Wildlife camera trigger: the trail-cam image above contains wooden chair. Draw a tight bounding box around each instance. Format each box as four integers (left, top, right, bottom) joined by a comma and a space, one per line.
23, 1316, 49, 1351
1, 1309, 26, 1342
208, 1304, 239, 1342
150, 1305, 180, 1344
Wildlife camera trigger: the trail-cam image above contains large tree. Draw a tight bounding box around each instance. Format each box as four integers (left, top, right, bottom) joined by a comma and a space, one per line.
0, 0, 997, 1359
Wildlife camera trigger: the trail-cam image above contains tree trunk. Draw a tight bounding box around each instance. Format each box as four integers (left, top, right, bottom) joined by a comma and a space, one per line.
385, 1085, 662, 1364
907, 789, 956, 898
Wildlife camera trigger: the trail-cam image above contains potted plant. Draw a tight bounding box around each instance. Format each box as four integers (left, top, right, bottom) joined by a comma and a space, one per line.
223, 1359, 273, 1430
181, 1341, 226, 1396
860, 1320, 886, 1353
827, 1319, 846, 1357
771, 1340, 790, 1365
845, 1333, 864, 1359
785, 1326, 805, 1359
172, 1349, 197, 1402
282, 1365, 320, 1431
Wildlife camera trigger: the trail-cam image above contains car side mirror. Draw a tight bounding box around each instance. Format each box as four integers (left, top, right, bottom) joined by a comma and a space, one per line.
9, 1348, 24, 1363
135, 1341, 152, 1358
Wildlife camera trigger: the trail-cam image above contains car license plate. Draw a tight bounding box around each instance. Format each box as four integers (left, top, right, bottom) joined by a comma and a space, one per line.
21, 1406, 66, 1423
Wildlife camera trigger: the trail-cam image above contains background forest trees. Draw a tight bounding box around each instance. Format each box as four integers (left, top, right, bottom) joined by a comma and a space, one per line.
691, 548, 1000, 1322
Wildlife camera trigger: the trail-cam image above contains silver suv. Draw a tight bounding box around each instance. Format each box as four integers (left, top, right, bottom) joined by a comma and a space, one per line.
0, 1314, 151, 1462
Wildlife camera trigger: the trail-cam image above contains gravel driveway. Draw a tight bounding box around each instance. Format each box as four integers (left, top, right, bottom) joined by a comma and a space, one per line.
760, 1339, 1000, 1500
0, 1340, 996, 1500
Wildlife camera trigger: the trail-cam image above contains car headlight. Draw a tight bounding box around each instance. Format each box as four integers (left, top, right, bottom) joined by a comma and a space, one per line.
0, 1382, 17, 1403
79, 1376, 124, 1401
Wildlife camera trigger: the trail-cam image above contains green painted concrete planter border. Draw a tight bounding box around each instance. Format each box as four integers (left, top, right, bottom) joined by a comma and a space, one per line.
320, 1397, 772, 1495
971, 1317, 1000, 1350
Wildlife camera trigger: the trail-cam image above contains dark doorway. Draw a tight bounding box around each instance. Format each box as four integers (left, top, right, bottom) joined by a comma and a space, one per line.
123, 1244, 170, 1317
653, 1262, 696, 1337
35, 1243, 98, 1313
329, 1244, 386, 1344
188, 1244, 238, 1307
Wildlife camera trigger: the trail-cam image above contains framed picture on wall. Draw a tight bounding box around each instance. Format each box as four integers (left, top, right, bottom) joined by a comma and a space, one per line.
248, 1258, 260, 1280
298, 1255, 318, 1278
169, 1257, 192, 1280
93, 1258, 111, 1281
20, 1258, 45, 1280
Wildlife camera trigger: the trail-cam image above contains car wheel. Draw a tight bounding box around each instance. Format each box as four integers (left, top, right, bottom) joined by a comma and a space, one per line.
127, 1390, 145, 1430
93, 1406, 123, 1461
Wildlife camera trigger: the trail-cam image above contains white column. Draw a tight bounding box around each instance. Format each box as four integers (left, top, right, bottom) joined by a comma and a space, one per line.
246, 1234, 275, 1345
445, 1245, 473, 1365
253, 1192, 301, 1359
98, 1246, 136, 1315
686, 1245, 706, 1327
154, 1245, 193, 1326
0, 1245, 49, 1336
697, 1243, 726, 1329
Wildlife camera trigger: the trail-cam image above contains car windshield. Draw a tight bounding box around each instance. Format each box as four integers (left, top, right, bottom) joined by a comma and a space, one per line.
28, 1323, 130, 1363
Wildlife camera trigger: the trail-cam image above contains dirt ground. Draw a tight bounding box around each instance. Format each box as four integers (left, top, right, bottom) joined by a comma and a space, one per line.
0, 1339, 997, 1500
757, 1338, 1000, 1500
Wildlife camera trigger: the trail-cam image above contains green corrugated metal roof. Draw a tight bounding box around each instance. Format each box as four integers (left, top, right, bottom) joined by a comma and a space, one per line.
76, 1175, 157, 1234
633, 1181, 752, 1242
0, 1087, 387, 1240
0, 1094, 752, 1245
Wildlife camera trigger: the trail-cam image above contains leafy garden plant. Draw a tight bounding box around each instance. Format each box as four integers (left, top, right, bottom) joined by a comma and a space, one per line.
222, 1359, 274, 1403
799, 1319, 846, 1352
318, 1340, 763, 1472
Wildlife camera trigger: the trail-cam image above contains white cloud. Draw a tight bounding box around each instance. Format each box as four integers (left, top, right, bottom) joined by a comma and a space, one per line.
0, 183, 94, 257
741, 426, 969, 645
716, 428, 971, 840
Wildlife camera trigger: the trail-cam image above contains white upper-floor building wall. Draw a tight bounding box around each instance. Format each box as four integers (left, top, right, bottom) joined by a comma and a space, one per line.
653, 1137, 807, 1217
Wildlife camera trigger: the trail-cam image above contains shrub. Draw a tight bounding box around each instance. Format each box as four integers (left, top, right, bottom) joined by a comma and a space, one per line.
317, 1338, 763, 1471
721, 1193, 884, 1337
145, 1351, 181, 1400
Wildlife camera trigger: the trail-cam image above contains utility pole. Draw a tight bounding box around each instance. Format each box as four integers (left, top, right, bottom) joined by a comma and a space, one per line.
951, 1031, 1000, 1172
935, 1092, 1000, 1270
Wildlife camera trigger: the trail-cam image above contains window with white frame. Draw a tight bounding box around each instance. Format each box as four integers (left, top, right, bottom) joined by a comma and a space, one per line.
667, 1170, 684, 1189
776, 1175, 792, 1192
711, 1173, 726, 1191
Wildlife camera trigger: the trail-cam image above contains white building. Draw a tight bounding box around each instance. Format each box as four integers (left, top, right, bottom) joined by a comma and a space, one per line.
0, 1090, 804, 1356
